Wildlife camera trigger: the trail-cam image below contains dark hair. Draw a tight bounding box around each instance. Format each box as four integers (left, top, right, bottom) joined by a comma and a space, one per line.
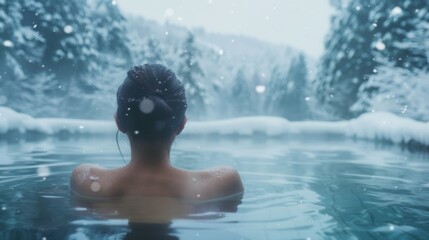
116, 64, 187, 140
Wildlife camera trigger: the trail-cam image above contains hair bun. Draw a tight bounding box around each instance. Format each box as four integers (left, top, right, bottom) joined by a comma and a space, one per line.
117, 64, 187, 140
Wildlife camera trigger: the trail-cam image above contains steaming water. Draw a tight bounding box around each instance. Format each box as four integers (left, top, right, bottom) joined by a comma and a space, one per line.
0, 135, 428, 239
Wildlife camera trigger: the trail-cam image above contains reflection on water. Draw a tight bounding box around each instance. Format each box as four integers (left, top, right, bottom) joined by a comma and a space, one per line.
0, 136, 428, 239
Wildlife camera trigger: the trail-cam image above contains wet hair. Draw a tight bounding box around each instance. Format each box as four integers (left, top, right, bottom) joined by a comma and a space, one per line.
116, 64, 187, 141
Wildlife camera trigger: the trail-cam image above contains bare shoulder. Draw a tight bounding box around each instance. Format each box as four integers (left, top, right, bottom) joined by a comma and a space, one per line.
213, 166, 242, 184
200, 166, 244, 198
70, 164, 107, 198
217, 166, 244, 193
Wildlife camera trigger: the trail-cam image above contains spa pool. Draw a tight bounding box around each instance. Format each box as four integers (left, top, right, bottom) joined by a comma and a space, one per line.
0, 135, 428, 239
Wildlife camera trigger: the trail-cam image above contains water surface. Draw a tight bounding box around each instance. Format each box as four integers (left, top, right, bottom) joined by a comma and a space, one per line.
0, 135, 428, 239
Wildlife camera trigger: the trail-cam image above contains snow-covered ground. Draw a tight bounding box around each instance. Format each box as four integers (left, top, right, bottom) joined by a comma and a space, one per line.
1, 107, 428, 148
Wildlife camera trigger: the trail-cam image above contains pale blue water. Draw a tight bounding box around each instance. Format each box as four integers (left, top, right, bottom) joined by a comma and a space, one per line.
0, 135, 428, 239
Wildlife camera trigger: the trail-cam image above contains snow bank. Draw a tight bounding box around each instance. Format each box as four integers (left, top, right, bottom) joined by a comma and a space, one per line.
0, 107, 115, 135
1, 107, 428, 148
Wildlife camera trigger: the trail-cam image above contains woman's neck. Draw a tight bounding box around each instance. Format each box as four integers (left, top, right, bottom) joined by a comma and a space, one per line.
127, 139, 172, 169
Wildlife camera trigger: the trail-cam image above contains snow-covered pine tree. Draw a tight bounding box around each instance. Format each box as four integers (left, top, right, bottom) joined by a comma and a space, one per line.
352, 61, 429, 121
316, 0, 376, 119
317, 0, 428, 119
1, 0, 130, 117
0, 0, 46, 112
177, 32, 206, 119
90, 0, 130, 63
35, 0, 100, 92
283, 54, 309, 120
144, 37, 164, 64
64, 0, 131, 118
0, 0, 24, 103
352, 4, 429, 121
266, 65, 286, 116
230, 68, 254, 117
249, 71, 267, 116
369, 0, 429, 71
266, 54, 309, 120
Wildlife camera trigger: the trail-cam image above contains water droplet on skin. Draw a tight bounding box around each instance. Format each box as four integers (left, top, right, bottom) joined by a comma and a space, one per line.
89, 175, 99, 181
91, 182, 101, 192
196, 194, 201, 198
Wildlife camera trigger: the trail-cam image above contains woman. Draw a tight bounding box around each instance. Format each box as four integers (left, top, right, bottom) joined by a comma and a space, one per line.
70, 64, 243, 203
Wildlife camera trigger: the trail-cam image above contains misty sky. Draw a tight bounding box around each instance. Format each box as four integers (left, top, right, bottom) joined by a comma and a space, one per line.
117, 0, 333, 58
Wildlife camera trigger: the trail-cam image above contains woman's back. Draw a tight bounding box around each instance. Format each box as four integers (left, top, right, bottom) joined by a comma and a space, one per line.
71, 163, 243, 201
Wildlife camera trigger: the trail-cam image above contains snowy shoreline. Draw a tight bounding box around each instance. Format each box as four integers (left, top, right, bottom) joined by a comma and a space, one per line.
1, 107, 428, 148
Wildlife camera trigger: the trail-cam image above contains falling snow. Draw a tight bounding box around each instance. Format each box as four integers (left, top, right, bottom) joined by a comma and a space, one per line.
165, 8, 174, 17
255, 85, 266, 94
63, 25, 73, 34
390, 6, 403, 16
375, 41, 386, 51
3, 40, 13, 48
